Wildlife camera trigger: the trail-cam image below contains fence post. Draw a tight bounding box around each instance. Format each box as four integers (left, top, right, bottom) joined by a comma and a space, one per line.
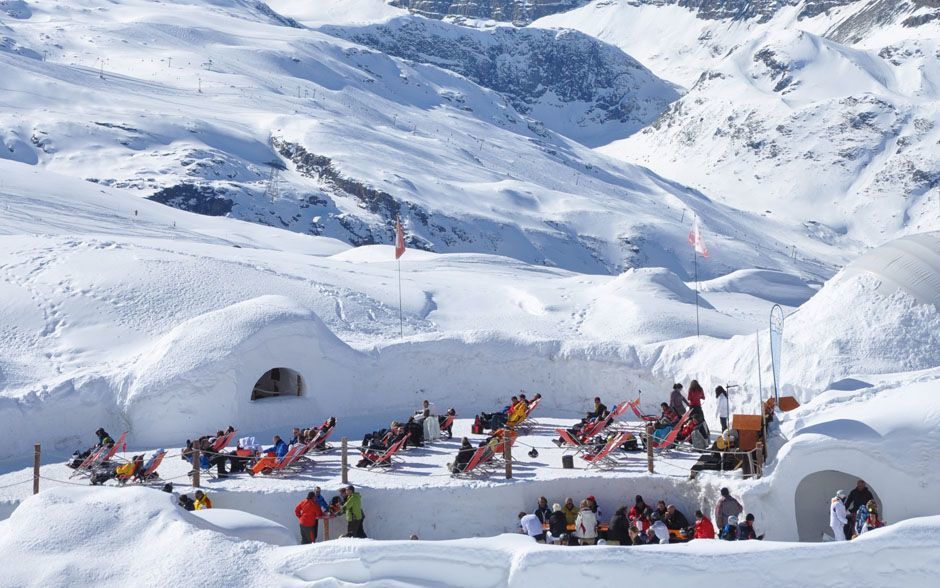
755, 442, 764, 478
341, 437, 348, 484
504, 440, 512, 479
324, 517, 330, 541
192, 448, 200, 488
33, 443, 41, 495
645, 423, 654, 474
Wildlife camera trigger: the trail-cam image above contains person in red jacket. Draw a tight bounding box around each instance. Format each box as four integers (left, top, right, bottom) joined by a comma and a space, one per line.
295, 491, 324, 545
693, 510, 715, 539
687, 380, 706, 421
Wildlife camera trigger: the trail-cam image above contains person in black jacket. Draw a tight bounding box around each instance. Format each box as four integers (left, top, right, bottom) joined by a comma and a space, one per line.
664, 504, 690, 531
450, 437, 475, 473
608, 506, 631, 545
534, 496, 552, 524
844, 479, 875, 538
548, 503, 569, 545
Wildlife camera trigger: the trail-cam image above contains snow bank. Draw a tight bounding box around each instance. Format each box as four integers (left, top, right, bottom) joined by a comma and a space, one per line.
192, 508, 295, 546
1, 486, 939, 587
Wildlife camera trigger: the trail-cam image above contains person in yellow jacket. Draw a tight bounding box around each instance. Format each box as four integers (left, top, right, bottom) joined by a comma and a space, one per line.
506, 397, 528, 428
193, 490, 213, 510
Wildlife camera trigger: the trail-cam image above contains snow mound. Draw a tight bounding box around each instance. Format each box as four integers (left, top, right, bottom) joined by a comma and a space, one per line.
841, 231, 940, 308
698, 269, 818, 307
125, 295, 359, 446
192, 508, 295, 546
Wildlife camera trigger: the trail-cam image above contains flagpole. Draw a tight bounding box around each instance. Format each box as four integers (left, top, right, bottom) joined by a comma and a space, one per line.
397, 257, 403, 339
693, 226, 700, 338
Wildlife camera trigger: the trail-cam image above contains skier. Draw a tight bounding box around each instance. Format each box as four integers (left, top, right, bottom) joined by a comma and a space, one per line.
830, 490, 848, 540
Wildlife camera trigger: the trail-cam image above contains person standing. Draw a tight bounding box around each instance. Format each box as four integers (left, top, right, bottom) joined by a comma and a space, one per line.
295, 491, 324, 545
714, 487, 743, 526
830, 490, 849, 541
669, 383, 688, 418
561, 497, 579, 526
341, 485, 367, 538
693, 510, 715, 539
607, 506, 630, 545
715, 386, 730, 432
548, 503, 569, 545
687, 380, 705, 421
845, 480, 874, 538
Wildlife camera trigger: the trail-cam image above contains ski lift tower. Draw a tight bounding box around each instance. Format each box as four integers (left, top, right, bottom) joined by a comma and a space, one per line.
263, 160, 287, 201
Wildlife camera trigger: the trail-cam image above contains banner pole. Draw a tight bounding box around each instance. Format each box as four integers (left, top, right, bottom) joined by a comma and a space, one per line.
693, 245, 700, 338
397, 257, 403, 339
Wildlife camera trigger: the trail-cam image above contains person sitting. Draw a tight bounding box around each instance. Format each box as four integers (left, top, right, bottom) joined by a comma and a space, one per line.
449, 437, 475, 473
736, 513, 763, 540
575, 500, 598, 545
693, 510, 715, 539
479, 396, 517, 431
688, 414, 709, 449
67, 428, 116, 469
404, 416, 425, 448
289, 427, 303, 446
586, 495, 603, 521
505, 396, 529, 429
534, 496, 552, 524
587, 397, 609, 421
548, 503, 569, 545
134, 451, 163, 482
651, 403, 679, 444
249, 435, 289, 476
561, 497, 579, 526
518, 511, 546, 543
628, 495, 652, 531
193, 490, 213, 510
649, 516, 670, 544
438, 408, 457, 440
654, 500, 667, 521
664, 504, 690, 532
720, 515, 738, 540
607, 506, 630, 545
628, 525, 648, 545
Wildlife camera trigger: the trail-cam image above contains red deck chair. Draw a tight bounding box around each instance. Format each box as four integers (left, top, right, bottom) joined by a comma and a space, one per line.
452, 445, 495, 477
258, 445, 305, 476
653, 410, 693, 450
312, 424, 335, 451
211, 430, 236, 452
580, 415, 613, 441
364, 433, 410, 470
103, 432, 127, 461
135, 449, 166, 483
582, 432, 631, 469
555, 428, 588, 455
630, 399, 659, 422
437, 413, 456, 441
609, 401, 632, 420
69, 446, 108, 478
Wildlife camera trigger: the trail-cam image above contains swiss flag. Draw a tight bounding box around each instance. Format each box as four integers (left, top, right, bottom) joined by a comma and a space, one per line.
688, 214, 709, 258
395, 216, 406, 260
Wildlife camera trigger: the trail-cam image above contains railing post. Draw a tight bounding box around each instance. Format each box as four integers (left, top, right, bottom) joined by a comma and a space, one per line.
192, 448, 200, 488
324, 517, 330, 541
755, 442, 764, 478
645, 423, 654, 474
33, 443, 41, 495
504, 440, 512, 479
341, 437, 349, 484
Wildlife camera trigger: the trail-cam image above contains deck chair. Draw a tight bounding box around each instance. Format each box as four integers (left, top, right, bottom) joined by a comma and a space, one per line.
257, 445, 304, 476
555, 428, 588, 455
437, 413, 456, 440
608, 401, 632, 421
69, 446, 109, 478
135, 449, 167, 484
582, 432, 631, 469
211, 430, 236, 452
452, 446, 495, 477
580, 415, 613, 440
311, 424, 335, 451
653, 410, 693, 450
630, 399, 659, 422
516, 397, 542, 430
364, 433, 410, 470
101, 432, 127, 462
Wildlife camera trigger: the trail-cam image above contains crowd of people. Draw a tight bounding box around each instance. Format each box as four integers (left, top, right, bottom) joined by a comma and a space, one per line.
359, 403, 456, 467
831, 480, 883, 540
517, 487, 763, 545
293, 485, 367, 543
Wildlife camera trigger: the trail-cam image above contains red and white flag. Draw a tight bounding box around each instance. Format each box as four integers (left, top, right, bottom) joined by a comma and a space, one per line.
395, 216, 406, 260
688, 214, 709, 258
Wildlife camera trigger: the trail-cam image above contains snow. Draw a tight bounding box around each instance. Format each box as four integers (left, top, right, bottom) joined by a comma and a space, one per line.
1, 485, 939, 586
192, 508, 295, 546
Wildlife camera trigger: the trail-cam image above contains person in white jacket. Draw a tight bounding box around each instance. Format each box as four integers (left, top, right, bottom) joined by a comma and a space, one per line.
575, 500, 598, 545
715, 386, 730, 433
830, 490, 848, 540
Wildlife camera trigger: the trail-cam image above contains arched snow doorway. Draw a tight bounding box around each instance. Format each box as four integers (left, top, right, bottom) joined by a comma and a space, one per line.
794, 470, 881, 542
251, 368, 305, 401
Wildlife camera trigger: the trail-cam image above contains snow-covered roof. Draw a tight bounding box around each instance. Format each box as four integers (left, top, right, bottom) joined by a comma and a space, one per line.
841, 232, 940, 309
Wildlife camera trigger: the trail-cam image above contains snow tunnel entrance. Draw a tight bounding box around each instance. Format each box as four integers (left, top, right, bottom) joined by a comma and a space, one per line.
251, 368, 305, 401
794, 470, 881, 542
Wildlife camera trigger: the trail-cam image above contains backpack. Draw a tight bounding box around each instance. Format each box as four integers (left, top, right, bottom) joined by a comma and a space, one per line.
471, 416, 482, 435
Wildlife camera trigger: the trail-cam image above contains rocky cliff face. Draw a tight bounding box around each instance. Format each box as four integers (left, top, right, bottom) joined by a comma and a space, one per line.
389, 0, 585, 24
323, 17, 678, 146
